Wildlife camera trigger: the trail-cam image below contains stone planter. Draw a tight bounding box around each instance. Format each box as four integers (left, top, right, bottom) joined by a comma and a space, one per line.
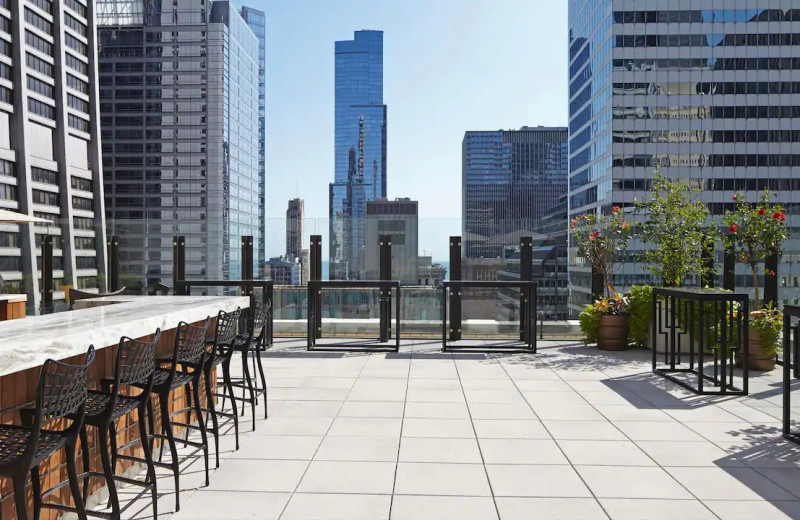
741, 328, 776, 372
597, 314, 629, 351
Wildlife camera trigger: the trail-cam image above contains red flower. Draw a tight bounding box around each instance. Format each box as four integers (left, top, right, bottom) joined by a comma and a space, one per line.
570, 224, 575, 230
758, 208, 766, 215
769, 270, 776, 277
729, 224, 737, 233
612, 206, 621, 213
571, 219, 578, 224
589, 235, 596, 241
773, 211, 786, 222
732, 194, 738, 201
591, 231, 600, 238
622, 222, 630, 229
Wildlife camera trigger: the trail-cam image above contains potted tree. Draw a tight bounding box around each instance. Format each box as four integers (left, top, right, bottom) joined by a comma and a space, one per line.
722, 190, 788, 371
571, 207, 632, 350
634, 173, 714, 352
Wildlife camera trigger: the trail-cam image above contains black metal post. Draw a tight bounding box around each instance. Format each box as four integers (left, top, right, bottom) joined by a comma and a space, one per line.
449, 236, 462, 341
241, 235, 254, 296
723, 245, 736, 291
41, 235, 53, 314
519, 236, 532, 342
173, 235, 186, 295
764, 252, 779, 309
591, 266, 604, 301
310, 235, 322, 339
107, 235, 120, 292
379, 234, 392, 343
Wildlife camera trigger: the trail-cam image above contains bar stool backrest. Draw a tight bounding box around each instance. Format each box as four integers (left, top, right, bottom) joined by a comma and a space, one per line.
118, 330, 160, 385
176, 318, 212, 365
215, 308, 241, 348
251, 297, 271, 340
39, 346, 95, 424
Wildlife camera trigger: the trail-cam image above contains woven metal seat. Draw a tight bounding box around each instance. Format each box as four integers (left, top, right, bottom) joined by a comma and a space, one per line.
150, 367, 193, 389
84, 391, 139, 419
0, 426, 66, 466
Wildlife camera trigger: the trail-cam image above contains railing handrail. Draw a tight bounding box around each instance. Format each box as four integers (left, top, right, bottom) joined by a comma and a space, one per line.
652, 287, 748, 301
307, 280, 400, 289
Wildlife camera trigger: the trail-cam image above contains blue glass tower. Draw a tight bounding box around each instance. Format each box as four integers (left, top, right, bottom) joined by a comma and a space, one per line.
241, 6, 266, 269
330, 30, 387, 280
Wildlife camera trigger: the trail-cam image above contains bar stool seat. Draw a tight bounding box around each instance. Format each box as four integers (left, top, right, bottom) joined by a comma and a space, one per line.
0, 426, 66, 465
151, 367, 194, 388
84, 391, 140, 419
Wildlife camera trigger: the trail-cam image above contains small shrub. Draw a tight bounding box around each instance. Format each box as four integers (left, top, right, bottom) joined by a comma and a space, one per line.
628, 285, 652, 347
750, 305, 782, 356
579, 304, 602, 345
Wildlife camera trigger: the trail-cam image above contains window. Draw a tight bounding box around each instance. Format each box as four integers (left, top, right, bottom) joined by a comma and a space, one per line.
27, 0, 52, 15
0, 231, 20, 247
73, 216, 93, 230
0, 256, 21, 271
74, 236, 94, 249
33, 211, 57, 224
68, 114, 89, 132
65, 53, 87, 75
71, 176, 91, 191
24, 8, 52, 34
32, 189, 58, 206
65, 33, 86, 55
67, 94, 88, 113
72, 195, 92, 210
26, 53, 52, 77
75, 256, 96, 269
0, 62, 11, 80
64, 13, 86, 36
65, 0, 86, 18
27, 75, 53, 98
0, 39, 10, 58
0, 85, 10, 105
66, 74, 88, 94
25, 30, 52, 55
0, 14, 9, 33
31, 167, 57, 184
0, 183, 16, 201
0, 159, 14, 177
28, 97, 54, 119
34, 234, 61, 248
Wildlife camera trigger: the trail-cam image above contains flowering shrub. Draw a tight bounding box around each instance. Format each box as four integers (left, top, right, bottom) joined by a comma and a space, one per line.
571, 207, 631, 297
749, 304, 783, 356
722, 190, 788, 309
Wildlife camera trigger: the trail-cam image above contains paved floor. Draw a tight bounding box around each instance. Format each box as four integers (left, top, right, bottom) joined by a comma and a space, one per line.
114, 339, 800, 520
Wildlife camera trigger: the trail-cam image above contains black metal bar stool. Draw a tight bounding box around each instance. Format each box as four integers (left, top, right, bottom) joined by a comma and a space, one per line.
0, 346, 95, 520
229, 297, 271, 429
132, 318, 211, 512
76, 332, 160, 520
202, 308, 242, 467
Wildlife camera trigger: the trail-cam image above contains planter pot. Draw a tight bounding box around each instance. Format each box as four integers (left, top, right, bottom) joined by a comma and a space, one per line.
597, 314, 629, 351
739, 329, 776, 372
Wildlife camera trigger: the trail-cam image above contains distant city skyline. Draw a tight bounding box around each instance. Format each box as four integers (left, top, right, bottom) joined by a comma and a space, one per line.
257, 1, 568, 261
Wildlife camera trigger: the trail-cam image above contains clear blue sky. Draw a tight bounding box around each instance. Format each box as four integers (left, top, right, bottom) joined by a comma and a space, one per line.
253, 0, 568, 259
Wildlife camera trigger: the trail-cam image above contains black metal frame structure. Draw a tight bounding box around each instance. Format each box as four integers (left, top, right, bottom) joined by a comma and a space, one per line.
652, 288, 749, 396
441, 280, 537, 352
174, 279, 274, 347
307, 280, 401, 352
782, 305, 800, 445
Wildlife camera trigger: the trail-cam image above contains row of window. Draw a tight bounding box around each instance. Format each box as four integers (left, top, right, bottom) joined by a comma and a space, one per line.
0, 159, 13, 177
0, 14, 9, 34
65, 0, 86, 19
0, 85, 10, 104
32, 188, 58, 206
614, 177, 800, 193
612, 130, 800, 144
65, 53, 87, 75
613, 105, 800, 120
614, 57, 800, 73
27, 74, 53, 98
74, 236, 93, 249
28, 97, 53, 119
71, 176, 91, 191
612, 154, 800, 168
0, 39, 10, 58
27, 52, 52, 77
0, 182, 16, 201
73, 216, 93, 229
26, 30, 53, 56
0, 62, 10, 81
28, 0, 52, 15
614, 81, 800, 96
72, 195, 91, 210
67, 93, 88, 113
66, 73, 88, 94
0, 231, 18, 247
24, 8, 51, 34
31, 166, 57, 184
76, 256, 96, 269
68, 113, 89, 132
616, 33, 800, 49
64, 14, 86, 37
613, 9, 800, 24
65, 33, 86, 55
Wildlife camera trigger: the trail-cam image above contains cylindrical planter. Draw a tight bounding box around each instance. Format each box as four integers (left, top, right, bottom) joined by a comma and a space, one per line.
597, 314, 629, 351
744, 328, 776, 372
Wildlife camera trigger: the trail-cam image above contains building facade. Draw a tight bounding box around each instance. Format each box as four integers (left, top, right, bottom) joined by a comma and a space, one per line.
567, 2, 800, 312
462, 126, 568, 259
329, 30, 387, 280
240, 6, 265, 268
363, 198, 417, 285
286, 197, 308, 284
98, 0, 261, 291
264, 255, 300, 285
0, 0, 106, 310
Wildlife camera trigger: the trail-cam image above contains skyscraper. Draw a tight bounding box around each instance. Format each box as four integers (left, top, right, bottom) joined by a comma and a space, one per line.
330, 30, 387, 280
286, 197, 304, 258
0, 0, 106, 310
241, 6, 266, 269
98, 0, 262, 290
462, 127, 568, 258
567, 4, 800, 312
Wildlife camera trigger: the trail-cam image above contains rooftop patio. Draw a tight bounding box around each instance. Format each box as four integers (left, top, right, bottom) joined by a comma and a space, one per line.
106, 339, 800, 520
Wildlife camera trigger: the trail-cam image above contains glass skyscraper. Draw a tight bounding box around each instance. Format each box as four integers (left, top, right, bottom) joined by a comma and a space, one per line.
329, 30, 387, 280
98, 0, 262, 290
462, 127, 568, 259
568, 2, 800, 313
241, 6, 266, 269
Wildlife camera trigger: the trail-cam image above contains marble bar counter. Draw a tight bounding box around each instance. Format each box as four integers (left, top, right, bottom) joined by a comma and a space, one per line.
0, 295, 249, 378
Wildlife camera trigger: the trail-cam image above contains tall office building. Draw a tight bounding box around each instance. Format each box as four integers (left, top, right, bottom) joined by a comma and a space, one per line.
329, 30, 387, 280
567, 3, 800, 312
286, 197, 304, 257
0, 0, 105, 310
462, 127, 568, 259
241, 6, 265, 268
98, 0, 262, 291
363, 198, 418, 285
